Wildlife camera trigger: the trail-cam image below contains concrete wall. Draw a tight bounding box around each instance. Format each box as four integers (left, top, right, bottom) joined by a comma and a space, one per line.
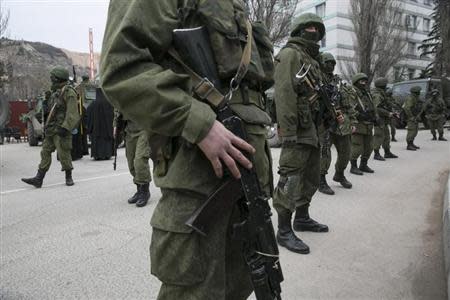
443, 175, 450, 300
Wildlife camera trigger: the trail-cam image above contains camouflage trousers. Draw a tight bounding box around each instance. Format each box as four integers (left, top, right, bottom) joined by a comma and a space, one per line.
406, 120, 419, 142
273, 144, 320, 214
151, 191, 253, 300
373, 125, 390, 151
427, 116, 444, 136
390, 119, 396, 139
38, 134, 73, 171
320, 131, 351, 175
351, 133, 373, 160
125, 129, 152, 184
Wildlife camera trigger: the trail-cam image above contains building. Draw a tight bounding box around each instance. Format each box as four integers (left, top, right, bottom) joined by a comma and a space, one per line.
296, 0, 435, 81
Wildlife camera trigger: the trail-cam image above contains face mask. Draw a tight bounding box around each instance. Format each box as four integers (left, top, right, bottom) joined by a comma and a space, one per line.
323, 62, 335, 73
300, 30, 320, 42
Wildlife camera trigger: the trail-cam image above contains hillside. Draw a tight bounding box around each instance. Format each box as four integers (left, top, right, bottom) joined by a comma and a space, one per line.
0, 38, 99, 101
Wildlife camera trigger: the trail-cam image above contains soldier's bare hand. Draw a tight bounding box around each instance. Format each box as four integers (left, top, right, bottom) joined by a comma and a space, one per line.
198, 120, 255, 179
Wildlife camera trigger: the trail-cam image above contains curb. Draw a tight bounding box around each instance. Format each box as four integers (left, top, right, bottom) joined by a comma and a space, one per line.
443, 174, 450, 300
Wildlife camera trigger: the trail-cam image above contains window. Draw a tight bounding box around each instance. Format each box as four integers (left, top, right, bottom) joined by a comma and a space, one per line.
408, 42, 416, 55
315, 3, 326, 18
423, 18, 430, 32
405, 15, 411, 27
408, 68, 415, 80
394, 11, 402, 26
411, 15, 418, 28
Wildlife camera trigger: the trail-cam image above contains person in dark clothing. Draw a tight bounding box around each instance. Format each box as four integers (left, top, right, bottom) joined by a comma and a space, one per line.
86, 88, 114, 160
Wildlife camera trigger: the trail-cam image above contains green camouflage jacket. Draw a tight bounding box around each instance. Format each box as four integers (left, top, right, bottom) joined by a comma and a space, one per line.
45, 85, 79, 135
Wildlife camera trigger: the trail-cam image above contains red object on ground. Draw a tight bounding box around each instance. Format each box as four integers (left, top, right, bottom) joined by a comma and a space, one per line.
7, 100, 32, 136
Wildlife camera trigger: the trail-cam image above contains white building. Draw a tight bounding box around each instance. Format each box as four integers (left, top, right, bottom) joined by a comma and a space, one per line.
296, 0, 435, 81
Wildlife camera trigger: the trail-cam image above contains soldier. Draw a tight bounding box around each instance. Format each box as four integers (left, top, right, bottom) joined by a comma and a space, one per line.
101, 1, 275, 298
425, 89, 447, 141
22, 66, 79, 187
346, 73, 377, 175
403, 86, 422, 150
113, 112, 151, 207
386, 88, 399, 142
318, 52, 354, 195
371, 78, 398, 160
273, 14, 344, 254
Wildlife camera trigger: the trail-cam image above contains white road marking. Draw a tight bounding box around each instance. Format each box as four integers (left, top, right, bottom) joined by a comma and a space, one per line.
1, 172, 129, 195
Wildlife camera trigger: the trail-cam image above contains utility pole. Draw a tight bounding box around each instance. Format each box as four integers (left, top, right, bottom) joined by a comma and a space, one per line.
89, 28, 95, 79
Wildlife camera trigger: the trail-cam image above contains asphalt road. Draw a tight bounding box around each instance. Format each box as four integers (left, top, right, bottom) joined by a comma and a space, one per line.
1, 128, 449, 300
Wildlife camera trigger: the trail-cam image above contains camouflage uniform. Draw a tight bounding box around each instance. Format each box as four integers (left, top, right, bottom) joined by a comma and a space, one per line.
346, 73, 377, 174
403, 86, 422, 150
318, 52, 355, 194
273, 13, 331, 255
22, 67, 80, 188
371, 78, 398, 160
425, 90, 447, 141
101, 1, 274, 298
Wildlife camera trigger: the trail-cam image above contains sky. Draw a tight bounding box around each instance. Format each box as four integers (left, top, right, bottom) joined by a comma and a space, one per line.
2, 0, 110, 53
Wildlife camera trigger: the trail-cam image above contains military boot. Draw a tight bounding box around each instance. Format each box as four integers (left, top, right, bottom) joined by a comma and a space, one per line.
432, 134, 437, 140
391, 136, 397, 142
438, 134, 447, 141
350, 160, 364, 175
135, 183, 150, 207
359, 158, 374, 173
65, 170, 74, 186
21, 169, 46, 188
128, 184, 140, 204
406, 141, 416, 151
373, 150, 385, 161
318, 175, 334, 195
333, 171, 352, 189
293, 205, 329, 232
384, 149, 398, 159
276, 211, 310, 254
412, 142, 420, 149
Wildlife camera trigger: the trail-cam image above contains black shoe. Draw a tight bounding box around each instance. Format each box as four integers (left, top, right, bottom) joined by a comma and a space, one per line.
65, 170, 74, 186
432, 135, 437, 140
406, 142, 416, 151
128, 184, 140, 204
318, 175, 334, 195
21, 169, 46, 188
350, 160, 364, 175
276, 212, 310, 254
439, 136, 447, 141
412, 143, 420, 149
293, 205, 329, 232
359, 158, 374, 173
373, 150, 385, 161
391, 137, 397, 142
333, 171, 352, 189
136, 183, 150, 207
384, 150, 398, 159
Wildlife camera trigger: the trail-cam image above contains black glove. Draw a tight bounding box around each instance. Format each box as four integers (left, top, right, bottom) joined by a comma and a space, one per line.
57, 127, 70, 137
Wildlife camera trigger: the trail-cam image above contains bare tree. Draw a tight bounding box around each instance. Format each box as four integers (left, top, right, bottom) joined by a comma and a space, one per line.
340, 0, 411, 83
0, 0, 9, 38
246, 0, 299, 46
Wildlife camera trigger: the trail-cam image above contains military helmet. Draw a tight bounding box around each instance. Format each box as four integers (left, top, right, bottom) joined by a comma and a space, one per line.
352, 73, 368, 85
50, 66, 69, 81
321, 52, 336, 64
374, 77, 388, 88
410, 86, 421, 94
291, 13, 325, 40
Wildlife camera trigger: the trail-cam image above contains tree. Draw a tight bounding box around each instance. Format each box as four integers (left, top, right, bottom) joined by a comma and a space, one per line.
340, 0, 411, 83
419, 0, 450, 77
246, 0, 299, 46
0, 0, 9, 38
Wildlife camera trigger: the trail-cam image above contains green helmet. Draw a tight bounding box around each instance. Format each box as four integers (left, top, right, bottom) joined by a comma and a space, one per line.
352, 73, 368, 85
50, 66, 69, 81
410, 86, 421, 94
374, 77, 388, 88
291, 13, 325, 40
321, 52, 336, 64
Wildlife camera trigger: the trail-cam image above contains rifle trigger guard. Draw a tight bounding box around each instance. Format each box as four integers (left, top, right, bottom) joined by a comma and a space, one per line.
194, 77, 215, 100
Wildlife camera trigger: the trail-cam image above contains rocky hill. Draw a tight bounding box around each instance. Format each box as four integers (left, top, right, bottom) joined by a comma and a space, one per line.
0, 38, 99, 101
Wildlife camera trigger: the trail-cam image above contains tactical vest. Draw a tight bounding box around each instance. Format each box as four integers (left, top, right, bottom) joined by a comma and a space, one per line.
178, 0, 274, 89
47, 85, 77, 130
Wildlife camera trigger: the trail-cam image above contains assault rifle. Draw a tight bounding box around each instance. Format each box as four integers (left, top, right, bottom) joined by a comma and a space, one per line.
171, 26, 283, 300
